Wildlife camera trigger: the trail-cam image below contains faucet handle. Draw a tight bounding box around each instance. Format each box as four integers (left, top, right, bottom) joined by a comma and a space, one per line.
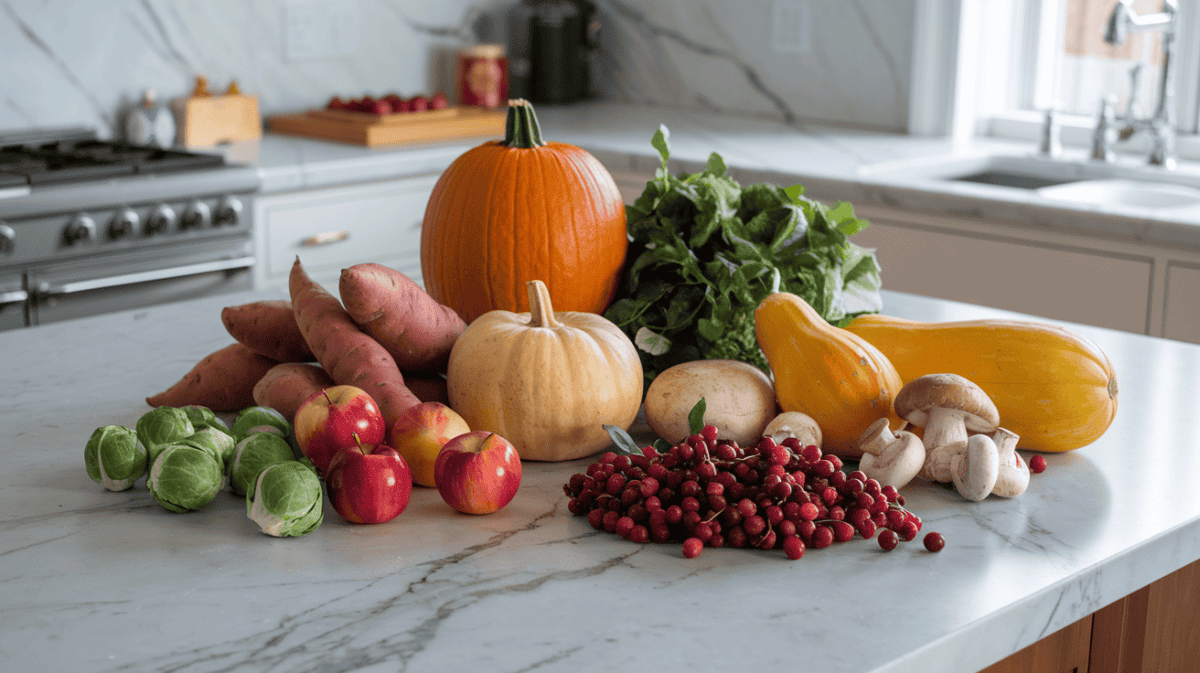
1039, 108, 1062, 158
1092, 94, 1118, 162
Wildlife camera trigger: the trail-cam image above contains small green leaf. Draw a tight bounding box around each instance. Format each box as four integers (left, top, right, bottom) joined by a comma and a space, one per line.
651, 125, 671, 170
603, 424, 643, 456
688, 398, 707, 436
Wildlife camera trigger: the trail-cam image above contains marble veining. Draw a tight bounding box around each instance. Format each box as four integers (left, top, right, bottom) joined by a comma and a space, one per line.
3, 288, 1200, 671
0, 0, 918, 139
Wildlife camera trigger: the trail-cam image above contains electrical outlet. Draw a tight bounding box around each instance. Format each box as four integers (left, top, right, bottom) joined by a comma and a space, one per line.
770, 0, 812, 55
285, 0, 358, 62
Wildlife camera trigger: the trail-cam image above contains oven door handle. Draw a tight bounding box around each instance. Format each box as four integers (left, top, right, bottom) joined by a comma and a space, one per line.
36, 256, 256, 296
0, 289, 28, 304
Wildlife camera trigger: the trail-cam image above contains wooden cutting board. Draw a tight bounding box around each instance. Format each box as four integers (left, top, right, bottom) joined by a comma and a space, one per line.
267, 106, 506, 147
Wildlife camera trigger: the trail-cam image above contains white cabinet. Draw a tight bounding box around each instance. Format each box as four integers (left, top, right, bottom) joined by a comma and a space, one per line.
1163, 263, 1200, 343
254, 175, 439, 293
848, 212, 1155, 334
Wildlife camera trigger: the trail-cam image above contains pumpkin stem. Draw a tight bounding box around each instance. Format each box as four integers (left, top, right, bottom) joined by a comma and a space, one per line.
526, 280, 560, 328
504, 99, 547, 148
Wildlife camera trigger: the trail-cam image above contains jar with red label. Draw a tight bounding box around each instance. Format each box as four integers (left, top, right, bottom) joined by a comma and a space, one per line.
457, 44, 509, 108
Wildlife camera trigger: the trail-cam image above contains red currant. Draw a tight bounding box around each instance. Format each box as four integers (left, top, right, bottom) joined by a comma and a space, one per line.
1030, 454, 1047, 474
923, 532, 946, 552
878, 529, 899, 551
682, 537, 704, 558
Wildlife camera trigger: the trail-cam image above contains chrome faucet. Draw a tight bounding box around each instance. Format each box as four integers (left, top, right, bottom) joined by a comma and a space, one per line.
1099, 0, 1178, 169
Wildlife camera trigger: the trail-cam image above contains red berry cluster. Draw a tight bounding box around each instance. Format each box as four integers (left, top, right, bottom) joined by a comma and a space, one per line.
563, 425, 936, 559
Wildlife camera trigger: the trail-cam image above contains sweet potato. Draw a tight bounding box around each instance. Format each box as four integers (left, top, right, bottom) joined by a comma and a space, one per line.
252, 362, 336, 422
405, 374, 450, 405
146, 343, 278, 411
339, 263, 467, 372
289, 257, 420, 424
221, 299, 314, 362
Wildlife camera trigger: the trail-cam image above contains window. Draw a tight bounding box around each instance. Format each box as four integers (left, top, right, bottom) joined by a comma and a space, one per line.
966, 0, 1200, 153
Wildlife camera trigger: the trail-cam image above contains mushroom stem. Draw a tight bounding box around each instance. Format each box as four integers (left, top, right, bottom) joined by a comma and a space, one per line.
856, 418, 925, 489
991, 427, 1030, 498
922, 406, 970, 451
919, 443, 964, 483
951, 434, 1000, 501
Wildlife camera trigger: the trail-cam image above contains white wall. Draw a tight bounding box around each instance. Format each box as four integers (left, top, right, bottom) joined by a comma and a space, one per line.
0, 0, 919, 138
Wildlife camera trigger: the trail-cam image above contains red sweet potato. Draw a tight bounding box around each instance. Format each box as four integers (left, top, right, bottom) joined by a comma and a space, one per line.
252, 362, 336, 422
146, 343, 278, 411
339, 263, 466, 372
405, 375, 450, 405
289, 257, 420, 424
221, 299, 314, 362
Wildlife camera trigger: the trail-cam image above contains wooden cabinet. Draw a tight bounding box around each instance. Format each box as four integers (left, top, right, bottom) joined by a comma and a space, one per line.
1162, 263, 1200, 343
981, 558, 1200, 673
254, 175, 439, 293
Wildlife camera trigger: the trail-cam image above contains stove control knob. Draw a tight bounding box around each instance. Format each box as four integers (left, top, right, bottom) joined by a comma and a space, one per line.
214, 196, 244, 226
180, 200, 211, 230
63, 215, 96, 246
146, 204, 175, 235
108, 209, 140, 240
0, 223, 14, 256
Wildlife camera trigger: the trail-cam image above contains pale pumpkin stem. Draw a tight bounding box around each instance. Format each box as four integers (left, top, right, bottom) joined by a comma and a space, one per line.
504, 99, 547, 148
526, 280, 560, 328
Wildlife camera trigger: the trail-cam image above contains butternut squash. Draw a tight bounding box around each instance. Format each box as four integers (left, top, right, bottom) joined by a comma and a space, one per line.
844, 314, 1118, 453
754, 293, 904, 458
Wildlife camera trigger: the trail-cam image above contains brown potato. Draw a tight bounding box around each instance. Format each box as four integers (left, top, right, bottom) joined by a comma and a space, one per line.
643, 359, 777, 446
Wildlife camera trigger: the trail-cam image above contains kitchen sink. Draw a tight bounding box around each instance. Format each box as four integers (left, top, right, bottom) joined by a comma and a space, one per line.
857, 150, 1200, 211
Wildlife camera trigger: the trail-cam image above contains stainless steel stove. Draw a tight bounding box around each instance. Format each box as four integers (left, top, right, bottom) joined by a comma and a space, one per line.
0, 127, 260, 330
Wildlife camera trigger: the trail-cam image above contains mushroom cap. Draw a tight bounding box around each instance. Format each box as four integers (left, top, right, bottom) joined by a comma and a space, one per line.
894, 373, 1000, 433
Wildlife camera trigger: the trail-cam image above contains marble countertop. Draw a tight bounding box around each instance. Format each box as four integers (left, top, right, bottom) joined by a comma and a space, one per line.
235, 102, 1200, 252
4, 286, 1200, 672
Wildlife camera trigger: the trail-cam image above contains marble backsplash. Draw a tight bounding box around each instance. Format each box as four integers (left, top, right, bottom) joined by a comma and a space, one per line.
0, 0, 916, 140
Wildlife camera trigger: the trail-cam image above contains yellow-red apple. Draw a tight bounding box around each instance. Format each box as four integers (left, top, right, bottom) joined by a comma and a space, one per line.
389, 401, 470, 487
434, 431, 521, 515
294, 386, 386, 474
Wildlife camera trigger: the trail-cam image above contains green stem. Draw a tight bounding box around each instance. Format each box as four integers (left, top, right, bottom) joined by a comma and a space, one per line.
504, 98, 547, 148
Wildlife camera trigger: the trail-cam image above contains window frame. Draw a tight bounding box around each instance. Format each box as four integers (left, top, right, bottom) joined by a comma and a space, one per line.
911, 0, 1200, 158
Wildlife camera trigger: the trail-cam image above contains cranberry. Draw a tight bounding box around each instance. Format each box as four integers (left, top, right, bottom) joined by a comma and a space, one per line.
878, 529, 899, 551
1030, 455, 1047, 474
923, 532, 946, 552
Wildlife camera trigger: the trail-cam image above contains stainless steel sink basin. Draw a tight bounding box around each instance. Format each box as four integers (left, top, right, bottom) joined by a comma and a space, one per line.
1038, 178, 1200, 210
857, 151, 1200, 211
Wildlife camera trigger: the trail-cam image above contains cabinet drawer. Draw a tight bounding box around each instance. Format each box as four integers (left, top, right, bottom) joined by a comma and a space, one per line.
261, 176, 437, 280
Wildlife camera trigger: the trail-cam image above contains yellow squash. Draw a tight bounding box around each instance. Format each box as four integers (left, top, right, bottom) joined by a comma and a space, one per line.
844, 314, 1118, 452
754, 293, 904, 458
447, 279, 643, 462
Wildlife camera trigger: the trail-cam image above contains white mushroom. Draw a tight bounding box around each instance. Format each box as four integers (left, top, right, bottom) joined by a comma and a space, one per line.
950, 433, 1000, 501
855, 418, 925, 489
990, 427, 1030, 498
895, 374, 1001, 451
763, 411, 822, 449
895, 374, 1000, 486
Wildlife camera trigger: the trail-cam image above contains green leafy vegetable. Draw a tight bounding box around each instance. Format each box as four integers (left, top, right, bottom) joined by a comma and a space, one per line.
604, 125, 883, 382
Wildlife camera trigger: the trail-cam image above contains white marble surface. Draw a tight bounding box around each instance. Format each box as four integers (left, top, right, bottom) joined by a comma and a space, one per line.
3, 287, 1200, 672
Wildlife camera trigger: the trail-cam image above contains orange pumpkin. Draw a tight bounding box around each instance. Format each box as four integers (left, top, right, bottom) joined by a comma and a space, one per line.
420, 99, 628, 324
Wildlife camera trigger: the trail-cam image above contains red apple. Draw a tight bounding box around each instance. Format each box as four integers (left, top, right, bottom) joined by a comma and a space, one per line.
326, 439, 413, 524
434, 431, 521, 515
389, 401, 471, 488
294, 385, 386, 474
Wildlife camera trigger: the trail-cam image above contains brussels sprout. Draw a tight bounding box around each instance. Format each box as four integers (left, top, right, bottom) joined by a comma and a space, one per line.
147, 445, 225, 513
83, 425, 147, 491
181, 405, 231, 435
232, 406, 290, 441
177, 427, 237, 469
246, 461, 324, 537
137, 407, 195, 466
228, 433, 296, 496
